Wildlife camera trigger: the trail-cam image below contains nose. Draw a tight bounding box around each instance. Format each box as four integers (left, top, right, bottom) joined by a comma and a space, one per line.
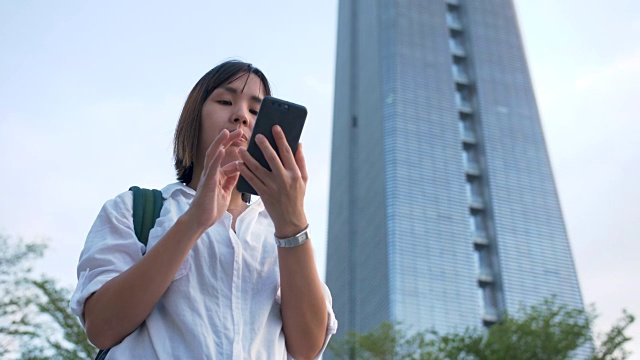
232, 107, 250, 127
233, 117, 248, 126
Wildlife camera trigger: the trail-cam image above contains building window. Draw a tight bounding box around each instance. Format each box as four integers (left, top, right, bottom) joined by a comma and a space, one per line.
459, 113, 475, 140
456, 83, 472, 109
449, 29, 465, 54
446, 4, 462, 29
463, 143, 480, 172
476, 246, 492, 276
452, 56, 469, 82
470, 209, 487, 238
466, 176, 483, 204
480, 284, 498, 317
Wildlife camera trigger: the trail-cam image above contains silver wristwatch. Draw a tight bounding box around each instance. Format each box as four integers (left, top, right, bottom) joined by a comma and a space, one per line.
275, 225, 310, 248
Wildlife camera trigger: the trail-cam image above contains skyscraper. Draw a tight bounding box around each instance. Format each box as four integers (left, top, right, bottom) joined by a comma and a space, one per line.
326, 0, 586, 346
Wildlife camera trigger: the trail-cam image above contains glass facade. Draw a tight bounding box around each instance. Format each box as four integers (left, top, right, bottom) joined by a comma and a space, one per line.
326, 0, 587, 357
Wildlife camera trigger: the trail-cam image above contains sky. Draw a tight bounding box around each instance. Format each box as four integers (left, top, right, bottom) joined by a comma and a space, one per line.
1, 0, 638, 355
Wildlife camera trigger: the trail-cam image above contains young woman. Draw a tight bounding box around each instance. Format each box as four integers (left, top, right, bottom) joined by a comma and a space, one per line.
70, 60, 337, 359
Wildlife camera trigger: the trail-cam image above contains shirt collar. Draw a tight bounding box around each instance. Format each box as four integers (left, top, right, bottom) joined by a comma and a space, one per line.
161, 182, 194, 199
160, 182, 265, 212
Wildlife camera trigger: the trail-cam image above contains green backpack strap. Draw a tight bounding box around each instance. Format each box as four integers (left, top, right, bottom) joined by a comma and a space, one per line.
129, 186, 164, 247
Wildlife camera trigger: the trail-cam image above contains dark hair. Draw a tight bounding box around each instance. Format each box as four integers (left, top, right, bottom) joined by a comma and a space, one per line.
173, 60, 271, 185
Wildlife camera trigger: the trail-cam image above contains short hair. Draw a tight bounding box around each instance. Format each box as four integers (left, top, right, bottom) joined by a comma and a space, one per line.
173, 60, 272, 184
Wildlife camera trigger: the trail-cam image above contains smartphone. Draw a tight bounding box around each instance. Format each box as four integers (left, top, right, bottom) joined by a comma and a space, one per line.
236, 96, 307, 196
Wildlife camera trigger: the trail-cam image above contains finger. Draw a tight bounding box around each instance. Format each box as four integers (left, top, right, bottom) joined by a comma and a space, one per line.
204, 129, 230, 169
272, 125, 297, 170
295, 143, 308, 184
239, 142, 273, 180
238, 162, 267, 194
221, 161, 241, 177
205, 148, 225, 182
220, 172, 240, 193
255, 133, 285, 174
246, 134, 284, 176
223, 129, 244, 149
205, 129, 242, 166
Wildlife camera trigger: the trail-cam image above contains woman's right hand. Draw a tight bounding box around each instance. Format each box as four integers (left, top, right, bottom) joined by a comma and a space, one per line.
184, 129, 243, 230
84, 129, 243, 347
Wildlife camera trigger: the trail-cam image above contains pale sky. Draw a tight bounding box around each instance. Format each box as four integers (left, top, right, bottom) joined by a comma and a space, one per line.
1, 0, 638, 355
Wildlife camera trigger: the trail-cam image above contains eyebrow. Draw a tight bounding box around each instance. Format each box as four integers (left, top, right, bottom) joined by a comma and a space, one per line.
221, 86, 263, 104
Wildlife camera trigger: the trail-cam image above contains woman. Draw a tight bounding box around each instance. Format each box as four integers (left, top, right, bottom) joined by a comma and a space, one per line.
70, 60, 337, 359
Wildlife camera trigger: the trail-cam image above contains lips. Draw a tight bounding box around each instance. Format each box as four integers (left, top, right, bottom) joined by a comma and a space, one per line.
236, 133, 248, 144
229, 132, 248, 147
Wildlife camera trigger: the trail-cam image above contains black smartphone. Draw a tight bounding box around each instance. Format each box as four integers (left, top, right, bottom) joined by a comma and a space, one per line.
236, 96, 308, 196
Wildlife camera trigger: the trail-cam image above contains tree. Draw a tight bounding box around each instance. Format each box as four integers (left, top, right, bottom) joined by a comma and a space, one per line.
329, 321, 433, 360
328, 299, 635, 360
0, 234, 97, 359
592, 310, 635, 360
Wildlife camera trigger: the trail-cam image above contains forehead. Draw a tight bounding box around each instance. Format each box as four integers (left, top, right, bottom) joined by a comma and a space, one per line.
221, 72, 265, 96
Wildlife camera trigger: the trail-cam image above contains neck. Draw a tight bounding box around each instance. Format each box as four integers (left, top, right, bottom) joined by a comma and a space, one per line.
188, 162, 203, 192
228, 190, 248, 211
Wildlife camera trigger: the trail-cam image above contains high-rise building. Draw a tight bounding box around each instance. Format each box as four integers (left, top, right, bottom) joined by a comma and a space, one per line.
326, 0, 586, 349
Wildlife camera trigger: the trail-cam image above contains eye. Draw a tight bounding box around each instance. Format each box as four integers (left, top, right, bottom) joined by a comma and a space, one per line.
249, 109, 259, 116
217, 100, 232, 106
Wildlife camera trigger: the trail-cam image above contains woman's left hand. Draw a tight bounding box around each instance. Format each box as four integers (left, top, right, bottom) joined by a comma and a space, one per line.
237, 125, 308, 238
238, 126, 328, 359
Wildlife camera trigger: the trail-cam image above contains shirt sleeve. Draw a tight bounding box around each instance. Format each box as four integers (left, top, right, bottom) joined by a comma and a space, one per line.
69, 191, 145, 326
276, 283, 339, 360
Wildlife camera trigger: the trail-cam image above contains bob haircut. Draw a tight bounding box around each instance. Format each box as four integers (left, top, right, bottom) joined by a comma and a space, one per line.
173, 60, 272, 185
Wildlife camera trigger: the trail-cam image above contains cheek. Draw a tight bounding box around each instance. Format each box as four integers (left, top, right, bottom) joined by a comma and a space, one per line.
197, 124, 218, 159
195, 132, 210, 162
200, 110, 224, 142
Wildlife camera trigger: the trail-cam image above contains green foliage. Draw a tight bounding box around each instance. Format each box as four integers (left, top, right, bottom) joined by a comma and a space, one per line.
0, 234, 97, 359
433, 299, 594, 360
328, 299, 635, 360
329, 321, 434, 360
592, 310, 635, 360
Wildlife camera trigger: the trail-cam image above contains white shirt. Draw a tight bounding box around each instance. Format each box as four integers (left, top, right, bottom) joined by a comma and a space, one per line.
70, 182, 337, 359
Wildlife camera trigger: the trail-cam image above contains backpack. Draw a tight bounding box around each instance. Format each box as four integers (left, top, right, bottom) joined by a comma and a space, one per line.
95, 186, 164, 360
128, 186, 165, 247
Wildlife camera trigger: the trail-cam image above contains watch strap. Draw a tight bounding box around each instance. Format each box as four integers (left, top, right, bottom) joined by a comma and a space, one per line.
275, 225, 310, 248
